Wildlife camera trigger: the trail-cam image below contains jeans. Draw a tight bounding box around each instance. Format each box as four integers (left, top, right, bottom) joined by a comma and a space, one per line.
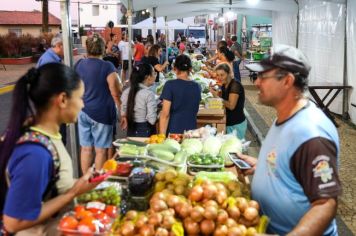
233, 59, 242, 82
127, 122, 156, 137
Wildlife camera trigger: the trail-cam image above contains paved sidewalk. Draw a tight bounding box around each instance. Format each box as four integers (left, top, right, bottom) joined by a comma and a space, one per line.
241, 69, 356, 235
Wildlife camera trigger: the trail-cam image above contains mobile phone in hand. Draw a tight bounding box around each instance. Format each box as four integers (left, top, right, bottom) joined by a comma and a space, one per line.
228, 153, 252, 170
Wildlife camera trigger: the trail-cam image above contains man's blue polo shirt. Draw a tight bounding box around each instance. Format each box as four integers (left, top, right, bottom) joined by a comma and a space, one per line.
36, 48, 61, 68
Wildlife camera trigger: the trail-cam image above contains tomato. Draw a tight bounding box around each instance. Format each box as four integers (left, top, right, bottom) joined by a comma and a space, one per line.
87, 208, 102, 215
96, 212, 110, 225
74, 205, 86, 214
104, 205, 118, 218
78, 216, 96, 233
59, 216, 78, 230
75, 210, 93, 220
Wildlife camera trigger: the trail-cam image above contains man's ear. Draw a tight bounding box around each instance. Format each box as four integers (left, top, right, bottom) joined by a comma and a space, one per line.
57, 92, 68, 108
284, 73, 296, 89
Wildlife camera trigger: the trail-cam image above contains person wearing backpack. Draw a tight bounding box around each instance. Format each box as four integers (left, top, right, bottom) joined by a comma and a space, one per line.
0, 63, 100, 235
230, 35, 243, 82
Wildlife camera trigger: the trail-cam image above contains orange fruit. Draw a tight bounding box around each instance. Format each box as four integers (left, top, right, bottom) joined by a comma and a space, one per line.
78, 216, 96, 233
102, 159, 117, 172
104, 205, 118, 218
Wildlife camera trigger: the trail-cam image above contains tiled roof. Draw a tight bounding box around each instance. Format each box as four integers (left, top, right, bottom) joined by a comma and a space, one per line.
0, 10, 61, 26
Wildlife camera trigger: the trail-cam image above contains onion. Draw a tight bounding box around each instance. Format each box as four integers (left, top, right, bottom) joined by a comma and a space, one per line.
203, 184, 218, 200
203, 200, 218, 208
227, 226, 243, 236
136, 215, 148, 228
176, 202, 191, 218
156, 227, 169, 236
121, 221, 135, 236
214, 225, 228, 236
202, 180, 213, 187
226, 218, 237, 228
190, 206, 205, 222
237, 225, 247, 235
204, 205, 218, 220
174, 185, 185, 195
152, 192, 168, 202
216, 209, 229, 224
189, 185, 204, 202
167, 195, 180, 208
227, 181, 239, 192
227, 205, 241, 221
125, 210, 138, 221
243, 207, 259, 221
184, 218, 200, 235
148, 213, 162, 226
238, 215, 260, 227
151, 199, 168, 212
215, 183, 227, 192
216, 191, 228, 205
248, 200, 260, 211
162, 215, 175, 229
200, 219, 215, 235
139, 225, 154, 236
236, 197, 248, 213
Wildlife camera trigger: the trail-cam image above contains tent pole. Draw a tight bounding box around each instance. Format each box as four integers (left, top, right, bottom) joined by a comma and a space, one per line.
60, 0, 80, 178
294, 0, 299, 48
128, 0, 133, 77
153, 7, 157, 44
342, 0, 349, 119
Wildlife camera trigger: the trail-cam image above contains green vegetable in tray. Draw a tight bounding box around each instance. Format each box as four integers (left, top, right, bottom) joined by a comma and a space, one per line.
149, 149, 175, 161
194, 171, 237, 183
188, 153, 224, 165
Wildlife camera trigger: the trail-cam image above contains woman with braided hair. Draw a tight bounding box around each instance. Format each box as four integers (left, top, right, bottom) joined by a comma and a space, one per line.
0, 63, 99, 235
120, 63, 157, 137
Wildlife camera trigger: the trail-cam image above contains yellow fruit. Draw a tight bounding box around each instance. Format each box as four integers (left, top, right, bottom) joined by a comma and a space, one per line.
150, 135, 158, 141
102, 159, 117, 171
158, 134, 166, 139
157, 137, 165, 143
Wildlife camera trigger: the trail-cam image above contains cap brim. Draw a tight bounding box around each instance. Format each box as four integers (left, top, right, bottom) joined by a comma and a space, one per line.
245, 63, 274, 73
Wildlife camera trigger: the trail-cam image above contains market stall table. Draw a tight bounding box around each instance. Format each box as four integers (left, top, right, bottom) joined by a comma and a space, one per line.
308, 83, 353, 127
197, 108, 226, 133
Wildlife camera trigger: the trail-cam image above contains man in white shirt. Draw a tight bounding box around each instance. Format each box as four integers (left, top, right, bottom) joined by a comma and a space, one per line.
118, 33, 130, 83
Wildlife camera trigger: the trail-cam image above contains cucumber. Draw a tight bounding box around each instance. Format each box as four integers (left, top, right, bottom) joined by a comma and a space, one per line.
149, 149, 175, 161
147, 143, 178, 154
173, 151, 187, 164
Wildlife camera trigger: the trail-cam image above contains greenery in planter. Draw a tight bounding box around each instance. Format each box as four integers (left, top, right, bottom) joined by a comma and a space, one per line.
0, 33, 54, 58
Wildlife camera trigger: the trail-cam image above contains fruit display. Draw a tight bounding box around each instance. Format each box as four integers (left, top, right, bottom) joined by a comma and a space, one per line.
112, 176, 268, 235
168, 133, 183, 143
205, 97, 224, 109
58, 203, 118, 235
77, 185, 121, 206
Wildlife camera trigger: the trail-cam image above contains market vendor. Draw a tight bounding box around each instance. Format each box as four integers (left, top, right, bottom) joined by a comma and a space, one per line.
120, 63, 157, 137
0, 64, 99, 235
241, 45, 342, 235
142, 44, 169, 83
159, 54, 201, 135
210, 63, 247, 140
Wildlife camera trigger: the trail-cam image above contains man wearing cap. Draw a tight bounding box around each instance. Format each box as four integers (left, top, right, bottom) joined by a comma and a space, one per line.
242, 45, 342, 235
36, 34, 63, 68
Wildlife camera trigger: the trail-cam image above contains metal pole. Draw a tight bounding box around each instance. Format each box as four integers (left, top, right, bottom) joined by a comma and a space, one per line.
153, 7, 157, 44
342, 0, 349, 119
60, 0, 79, 177
77, 1, 80, 40
165, 16, 169, 69
127, 0, 133, 77
295, 0, 299, 48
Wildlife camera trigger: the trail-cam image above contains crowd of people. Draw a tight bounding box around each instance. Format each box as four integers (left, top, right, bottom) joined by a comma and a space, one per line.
0, 30, 342, 236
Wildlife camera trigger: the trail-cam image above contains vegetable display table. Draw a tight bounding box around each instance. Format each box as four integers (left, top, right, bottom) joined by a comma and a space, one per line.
197, 108, 226, 133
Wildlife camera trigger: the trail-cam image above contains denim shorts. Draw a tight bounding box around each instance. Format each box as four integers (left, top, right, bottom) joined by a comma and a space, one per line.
78, 111, 113, 148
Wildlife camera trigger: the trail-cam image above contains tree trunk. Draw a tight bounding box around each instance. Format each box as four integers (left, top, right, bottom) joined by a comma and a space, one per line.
42, 0, 49, 33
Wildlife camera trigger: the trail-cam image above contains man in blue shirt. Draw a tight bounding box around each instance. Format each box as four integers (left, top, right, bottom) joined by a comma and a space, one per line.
36, 34, 63, 68
242, 45, 342, 236
36, 34, 67, 145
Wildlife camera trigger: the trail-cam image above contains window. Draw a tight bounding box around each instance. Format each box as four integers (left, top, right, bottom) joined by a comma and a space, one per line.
92, 5, 99, 16
8, 28, 22, 37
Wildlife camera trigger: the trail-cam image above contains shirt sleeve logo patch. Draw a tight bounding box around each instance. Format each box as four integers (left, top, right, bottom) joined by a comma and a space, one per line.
312, 155, 333, 183
267, 149, 277, 176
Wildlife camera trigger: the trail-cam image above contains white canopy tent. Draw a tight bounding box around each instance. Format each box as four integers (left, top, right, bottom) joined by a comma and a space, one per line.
132, 17, 187, 29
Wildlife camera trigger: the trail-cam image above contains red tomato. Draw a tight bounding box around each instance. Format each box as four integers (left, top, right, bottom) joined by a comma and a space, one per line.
104, 205, 118, 218
75, 210, 93, 220
87, 208, 102, 215
74, 205, 86, 214
59, 216, 78, 230
78, 216, 96, 233
96, 212, 110, 225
